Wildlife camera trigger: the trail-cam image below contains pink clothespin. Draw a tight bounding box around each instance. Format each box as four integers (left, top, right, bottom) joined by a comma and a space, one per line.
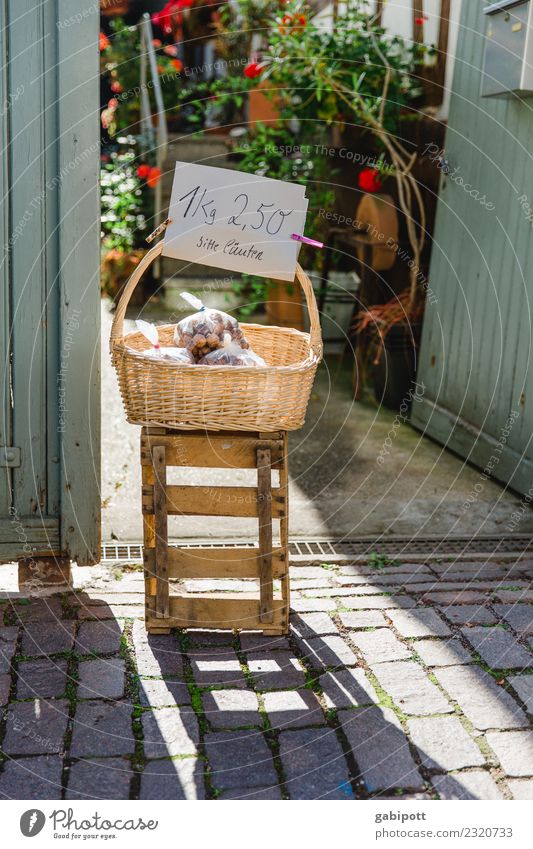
291, 233, 324, 249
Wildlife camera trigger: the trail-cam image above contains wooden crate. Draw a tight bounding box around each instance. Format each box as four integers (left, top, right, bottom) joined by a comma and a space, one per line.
141, 427, 290, 635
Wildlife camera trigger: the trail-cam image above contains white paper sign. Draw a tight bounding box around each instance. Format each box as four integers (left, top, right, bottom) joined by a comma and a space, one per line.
163, 162, 308, 281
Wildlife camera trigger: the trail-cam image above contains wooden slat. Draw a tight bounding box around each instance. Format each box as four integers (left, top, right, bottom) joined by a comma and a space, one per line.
279, 432, 290, 610
257, 447, 273, 623
152, 446, 169, 618
144, 546, 286, 579
154, 595, 287, 630
141, 433, 283, 468
142, 485, 286, 518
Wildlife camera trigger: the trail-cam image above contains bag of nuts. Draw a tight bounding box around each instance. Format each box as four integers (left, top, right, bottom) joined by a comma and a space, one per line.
173, 292, 250, 361
198, 333, 266, 367
134, 320, 195, 364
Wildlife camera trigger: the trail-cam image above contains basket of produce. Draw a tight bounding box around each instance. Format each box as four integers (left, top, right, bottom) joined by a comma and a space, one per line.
110, 240, 322, 431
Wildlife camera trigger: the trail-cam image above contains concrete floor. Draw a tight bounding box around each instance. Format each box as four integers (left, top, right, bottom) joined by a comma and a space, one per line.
102, 298, 533, 542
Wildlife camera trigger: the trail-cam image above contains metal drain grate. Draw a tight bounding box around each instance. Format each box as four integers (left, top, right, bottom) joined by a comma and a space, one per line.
101, 535, 533, 563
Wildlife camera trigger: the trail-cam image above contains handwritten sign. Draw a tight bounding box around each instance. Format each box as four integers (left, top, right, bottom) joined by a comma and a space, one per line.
163, 162, 308, 281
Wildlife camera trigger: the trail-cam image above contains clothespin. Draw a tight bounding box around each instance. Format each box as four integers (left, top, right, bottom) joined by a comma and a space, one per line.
146, 217, 172, 244
291, 233, 324, 249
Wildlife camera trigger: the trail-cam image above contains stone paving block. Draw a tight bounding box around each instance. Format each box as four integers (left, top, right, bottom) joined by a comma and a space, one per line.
302, 636, 359, 669
508, 779, 533, 800
0, 755, 63, 799
438, 605, 496, 625
339, 611, 387, 629
308, 586, 399, 598
432, 772, 504, 800
320, 668, 379, 709
77, 658, 125, 700
142, 707, 200, 758
434, 666, 528, 730
290, 566, 334, 579
11, 599, 63, 624
263, 689, 325, 729
247, 651, 306, 689
493, 605, 533, 635
370, 660, 452, 715
387, 609, 451, 638
66, 758, 133, 800
140, 758, 205, 800
219, 785, 283, 799
138, 678, 191, 707
422, 591, 489, 605
486, 731, 533, 777
292, 578, 334, 591
16, 659, 68, 699
75, 621, 123, 655
3, 699, 69, 755
78, 605, 116, 621
134, 632, 184, 678
0, 626, 18, 673
507, 675, 533, 712
204, 729, 278, 790
291, 612, 339, 638
70, 700, 135, 757
495, 590, 533, 603
408, 716, 485, 770
190, 648, 246, 688
239, 633, 291, 652
0, 673, 11, 705
460, 626, 532, 670
187, 630, 235, 648
342, 596, 415, 610
349, 631, 412, 664
414, 639, 472, 667
280, 728, 352, 799
290, 598, 337, 612
21, 622, 75, 657
338, 707, 423, 792
202, 689, 262, 729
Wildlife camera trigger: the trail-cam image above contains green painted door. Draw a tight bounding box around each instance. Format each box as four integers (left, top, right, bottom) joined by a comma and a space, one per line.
0, 1, 100, 564
412, 0, 533, 500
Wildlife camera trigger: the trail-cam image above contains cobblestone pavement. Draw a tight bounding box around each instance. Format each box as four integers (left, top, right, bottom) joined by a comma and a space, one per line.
0, 557, 532, 800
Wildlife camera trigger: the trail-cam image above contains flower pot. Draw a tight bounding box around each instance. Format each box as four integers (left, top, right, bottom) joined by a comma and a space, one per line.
265, 280, 305, 331
100, 248, 148, 305
248, 81, 280, 129
371, 323, 421, 411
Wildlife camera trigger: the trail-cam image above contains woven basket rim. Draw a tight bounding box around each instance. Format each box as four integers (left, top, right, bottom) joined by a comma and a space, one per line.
113, 321, 319, 373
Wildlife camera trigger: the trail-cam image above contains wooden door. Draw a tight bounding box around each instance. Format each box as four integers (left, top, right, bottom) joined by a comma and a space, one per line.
412, 0, 533, 498
0, 1, 100, 564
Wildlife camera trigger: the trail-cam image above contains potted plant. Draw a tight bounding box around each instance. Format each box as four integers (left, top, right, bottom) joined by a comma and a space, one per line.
100, 145, 160, 303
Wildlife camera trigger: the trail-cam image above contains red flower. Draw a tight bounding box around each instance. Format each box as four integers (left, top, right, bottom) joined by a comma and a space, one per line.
415, 14, 428, 25
110, 80, 123, 93
147, 166, 162, 188
137, 164, 151, 179
152, 0, 193, 34
244, 61, 264, 80
108, 98, 118, 110
152, 38, 163, 48
172, 59, 184, 72
358, 168, 383, 193
164, 44, 179, 57
99, 32, 110, 52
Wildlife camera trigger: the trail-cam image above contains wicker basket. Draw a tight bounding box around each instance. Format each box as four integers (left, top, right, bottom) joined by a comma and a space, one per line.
110, 241, 323, 432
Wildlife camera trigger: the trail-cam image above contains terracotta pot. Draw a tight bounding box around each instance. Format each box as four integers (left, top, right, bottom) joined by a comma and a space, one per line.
265, 280, 305, 331
100, 248, 148, 305
355, 193, 399, 271
248, 82, 280, 129
100, 0, 131, 17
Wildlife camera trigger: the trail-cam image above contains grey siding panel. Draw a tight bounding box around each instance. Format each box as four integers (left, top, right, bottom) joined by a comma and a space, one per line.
57, 0, 101, 565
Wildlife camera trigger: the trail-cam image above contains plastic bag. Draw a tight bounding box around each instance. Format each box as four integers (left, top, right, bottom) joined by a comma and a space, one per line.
198, 333, 266, 367
173, 292, 250, 359
134, 320, 194, 363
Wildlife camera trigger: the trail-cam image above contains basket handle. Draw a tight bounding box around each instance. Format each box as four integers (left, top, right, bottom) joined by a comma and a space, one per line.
110, 240, 323, 359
